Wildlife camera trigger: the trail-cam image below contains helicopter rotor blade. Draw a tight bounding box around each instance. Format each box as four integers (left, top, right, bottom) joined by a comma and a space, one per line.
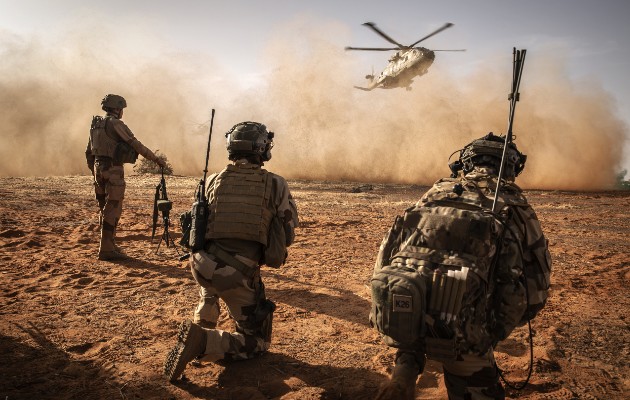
362, 22, 406, 49
429, 49, 467, 52
409, 22, 454, 48
345, 46, 401, 51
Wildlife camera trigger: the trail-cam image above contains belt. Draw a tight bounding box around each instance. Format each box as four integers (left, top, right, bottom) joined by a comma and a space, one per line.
205, 242, 257, 279
94, 156, 123, 167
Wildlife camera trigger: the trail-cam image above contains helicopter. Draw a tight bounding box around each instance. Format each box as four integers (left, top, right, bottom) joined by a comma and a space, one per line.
345, 22, 465, 91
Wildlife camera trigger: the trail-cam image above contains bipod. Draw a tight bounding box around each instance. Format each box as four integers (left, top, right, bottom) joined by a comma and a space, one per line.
151, 167, 179, 256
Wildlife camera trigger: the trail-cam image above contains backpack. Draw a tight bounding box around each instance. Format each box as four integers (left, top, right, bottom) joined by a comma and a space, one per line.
370, 181, 507, 360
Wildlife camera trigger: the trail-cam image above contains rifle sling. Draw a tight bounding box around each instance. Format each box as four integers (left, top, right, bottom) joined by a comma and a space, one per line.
205, 242, 256, 279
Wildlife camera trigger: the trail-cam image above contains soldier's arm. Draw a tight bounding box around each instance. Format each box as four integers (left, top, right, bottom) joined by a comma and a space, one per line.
515, 205, 552, 322
110, 119, 162, 164
492, 226, 528, 341
273, 175, 298, 246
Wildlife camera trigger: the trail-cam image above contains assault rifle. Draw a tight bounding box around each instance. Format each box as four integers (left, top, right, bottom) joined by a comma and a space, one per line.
152, 167, 177, 254
180, 109, 215, 261
492, 48, 526, 213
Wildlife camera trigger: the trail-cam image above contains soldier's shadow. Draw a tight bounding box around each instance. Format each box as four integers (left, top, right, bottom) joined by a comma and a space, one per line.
264, 271, 371, 326
179, 351, 386, 400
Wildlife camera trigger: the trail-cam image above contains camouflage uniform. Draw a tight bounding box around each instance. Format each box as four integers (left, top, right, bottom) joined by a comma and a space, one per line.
376, 167, 551, 400
425, 168, 550, 399
164, 121, 297, 383
85, 108, 164, 259
190, 160, 298, 361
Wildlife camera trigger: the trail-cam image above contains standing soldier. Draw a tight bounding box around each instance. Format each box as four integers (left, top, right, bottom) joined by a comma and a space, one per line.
163, 121, 298, 382
85, 94, 167, 261
372, 133, 551, 400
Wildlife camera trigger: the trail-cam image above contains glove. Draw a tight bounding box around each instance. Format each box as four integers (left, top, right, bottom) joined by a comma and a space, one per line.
155, 157, 167, 169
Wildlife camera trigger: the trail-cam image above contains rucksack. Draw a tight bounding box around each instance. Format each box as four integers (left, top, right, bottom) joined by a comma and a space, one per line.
370, 185, 507, 360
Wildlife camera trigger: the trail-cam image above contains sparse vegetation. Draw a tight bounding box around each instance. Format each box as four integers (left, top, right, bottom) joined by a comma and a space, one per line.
615, 169, 630, 190
133, 151, 173, 175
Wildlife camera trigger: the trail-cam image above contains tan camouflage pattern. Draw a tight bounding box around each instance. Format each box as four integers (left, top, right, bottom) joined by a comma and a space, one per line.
85, 112, 161, 167
189, 159, 298, 361
191, 250, 270, 361
92, 161, 125, 252
106, 116, 161, 163
85, 111, 162, 255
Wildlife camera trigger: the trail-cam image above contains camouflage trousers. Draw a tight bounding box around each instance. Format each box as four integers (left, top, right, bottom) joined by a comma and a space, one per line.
93, 160, 125, 234
190, 250, 272, 362
396, 347, 505, 400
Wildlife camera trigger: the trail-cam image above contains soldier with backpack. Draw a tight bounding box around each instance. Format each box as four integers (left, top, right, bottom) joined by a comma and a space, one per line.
85, 94, 167, 261
163, 121, 299, 383
371, 133, 551, 400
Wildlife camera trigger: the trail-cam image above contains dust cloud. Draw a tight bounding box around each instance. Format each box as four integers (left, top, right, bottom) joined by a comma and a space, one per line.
0, 20, 627, 190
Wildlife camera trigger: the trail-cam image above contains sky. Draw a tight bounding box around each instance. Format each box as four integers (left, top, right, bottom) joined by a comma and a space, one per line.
1, 0, 629, 188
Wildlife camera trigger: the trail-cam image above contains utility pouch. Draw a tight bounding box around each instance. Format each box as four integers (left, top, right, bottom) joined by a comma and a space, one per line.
263, 214, 287, 268
112, 141, 138, 164
370, 264, 426, 348
424, 336, 458, 363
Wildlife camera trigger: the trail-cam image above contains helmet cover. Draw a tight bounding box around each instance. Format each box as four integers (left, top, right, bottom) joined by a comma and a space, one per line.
225, 121, 274, 161
101, 94, 127, 110
452, 132, 526, 178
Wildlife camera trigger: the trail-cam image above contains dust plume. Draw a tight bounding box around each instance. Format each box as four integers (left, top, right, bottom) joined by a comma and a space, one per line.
0, 19, 627, 190
0, 24, 229, 178
245, 21, 627, 190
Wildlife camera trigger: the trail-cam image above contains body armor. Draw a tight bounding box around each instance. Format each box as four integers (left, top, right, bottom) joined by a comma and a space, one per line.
205, 165, 274, 245
89, 116, 119, 158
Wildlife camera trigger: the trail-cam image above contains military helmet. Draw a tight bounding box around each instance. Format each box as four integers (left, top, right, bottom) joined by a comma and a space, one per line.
225, 121, 274, 162
101, 94, 127, 111
450, 132, 526, 178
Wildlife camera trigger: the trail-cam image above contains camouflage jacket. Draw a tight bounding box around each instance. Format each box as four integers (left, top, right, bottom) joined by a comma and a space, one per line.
85, 112, 160, 169
420, 168, 552, 342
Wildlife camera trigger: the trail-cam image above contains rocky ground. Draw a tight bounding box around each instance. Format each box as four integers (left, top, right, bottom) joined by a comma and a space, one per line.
0, 175, 628, 399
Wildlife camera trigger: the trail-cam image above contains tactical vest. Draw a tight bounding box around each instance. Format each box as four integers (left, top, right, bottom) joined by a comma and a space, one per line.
205, 165, 274, 245
89, 116, 118, 158
370, 176, 528, 359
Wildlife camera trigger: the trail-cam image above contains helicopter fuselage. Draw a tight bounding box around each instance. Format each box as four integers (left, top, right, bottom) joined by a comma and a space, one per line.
370, 48, 435, 89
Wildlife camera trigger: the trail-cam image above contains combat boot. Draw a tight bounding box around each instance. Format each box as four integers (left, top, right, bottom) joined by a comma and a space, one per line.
98, 228, 128, 261
164, 320, 207, 382
375, 353, 421, 400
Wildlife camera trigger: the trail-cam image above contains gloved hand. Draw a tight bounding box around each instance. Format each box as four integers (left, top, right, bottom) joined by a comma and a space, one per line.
155, 157, 167, 169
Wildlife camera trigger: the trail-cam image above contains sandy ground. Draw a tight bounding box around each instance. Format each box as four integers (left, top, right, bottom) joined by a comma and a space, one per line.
0, 174, 628, 400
